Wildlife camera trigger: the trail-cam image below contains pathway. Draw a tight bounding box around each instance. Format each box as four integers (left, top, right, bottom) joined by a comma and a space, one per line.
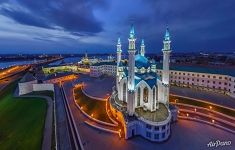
171, 86, 235, 109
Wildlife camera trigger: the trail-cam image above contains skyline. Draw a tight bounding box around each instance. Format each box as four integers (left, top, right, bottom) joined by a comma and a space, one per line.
0, 0, 235, 54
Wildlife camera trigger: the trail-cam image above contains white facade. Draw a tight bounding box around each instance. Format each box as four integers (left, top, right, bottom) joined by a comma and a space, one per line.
18, 81, 54, 96
161, 28, 172, 106
90, 64, 235, 98
116, 26, 171, 113
156, 70, 235, 98
90, 63, 117, 77
109, 26, 175, 142
18, 80, 38, 95
124, 113, 171, 142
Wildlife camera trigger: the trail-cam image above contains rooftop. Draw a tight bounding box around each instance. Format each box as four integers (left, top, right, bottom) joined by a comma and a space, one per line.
19, 72, 37, 83
135, 103, 169, 122
135, 54, 151, 69
156, 63, 235, 76
135, 72, 158, 88
92, 61, 116, 66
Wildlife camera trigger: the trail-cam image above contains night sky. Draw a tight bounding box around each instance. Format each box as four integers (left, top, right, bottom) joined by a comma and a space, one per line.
0, 0, 235, 54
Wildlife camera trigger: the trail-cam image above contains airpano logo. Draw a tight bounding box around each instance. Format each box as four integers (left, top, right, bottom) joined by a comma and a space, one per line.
207, 140, 232, 148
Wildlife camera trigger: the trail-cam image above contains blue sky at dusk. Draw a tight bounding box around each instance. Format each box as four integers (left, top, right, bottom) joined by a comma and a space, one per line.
0, 0, 235, 54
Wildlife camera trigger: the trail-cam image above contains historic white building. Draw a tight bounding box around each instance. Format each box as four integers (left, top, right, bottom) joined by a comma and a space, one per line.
109, 26, 177, 142
90, 62, 116, 77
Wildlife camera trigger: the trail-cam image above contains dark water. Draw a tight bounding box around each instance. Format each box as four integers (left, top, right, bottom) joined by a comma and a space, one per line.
0, 60, 35, 69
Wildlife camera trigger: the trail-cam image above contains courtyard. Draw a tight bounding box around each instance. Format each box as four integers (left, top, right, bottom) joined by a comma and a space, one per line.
69, 75, 235, 150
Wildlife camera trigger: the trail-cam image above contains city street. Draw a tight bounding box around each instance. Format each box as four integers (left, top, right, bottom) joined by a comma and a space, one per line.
54, 84, 73, 150
0, 66, 28, 91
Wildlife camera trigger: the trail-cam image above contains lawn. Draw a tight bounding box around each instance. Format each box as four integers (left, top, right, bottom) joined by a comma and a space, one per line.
24, 90, 55, 150
74, 87, 113, 123
0, 83, 47, 150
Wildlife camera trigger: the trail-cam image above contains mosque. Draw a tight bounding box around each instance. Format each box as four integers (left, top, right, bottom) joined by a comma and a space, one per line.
109, 25, 178, 142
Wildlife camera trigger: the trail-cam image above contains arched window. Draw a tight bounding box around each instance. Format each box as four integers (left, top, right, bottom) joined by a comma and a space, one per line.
123, 82, 126, 102
153, 87, 155, 109
143, 87, 148, 103
137, 87, 141, 106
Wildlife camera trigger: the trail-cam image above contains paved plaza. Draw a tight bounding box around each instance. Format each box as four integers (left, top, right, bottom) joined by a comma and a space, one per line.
171, 86, 235, 109
67, 79, 235, 150
77, 74, 235, 109
76, 74, 115, 99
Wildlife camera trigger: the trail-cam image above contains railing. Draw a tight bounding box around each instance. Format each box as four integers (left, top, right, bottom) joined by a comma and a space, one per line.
61, 85, 84, 150
136, 110, 172, 126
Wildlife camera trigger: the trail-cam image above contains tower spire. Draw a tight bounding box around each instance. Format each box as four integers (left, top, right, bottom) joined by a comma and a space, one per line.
164, 27, 170, 41
117, 37, 122, 65
118, 37, 121, 45
129, 24, 135, 39
140, 39, 145, 56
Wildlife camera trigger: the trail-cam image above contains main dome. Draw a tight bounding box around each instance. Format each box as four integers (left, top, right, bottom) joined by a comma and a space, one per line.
135, 54, 151, 69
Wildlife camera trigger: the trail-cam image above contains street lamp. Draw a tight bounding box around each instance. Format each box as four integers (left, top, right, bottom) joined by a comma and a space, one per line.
186, 113, 189, 117
118, 129, 122, 138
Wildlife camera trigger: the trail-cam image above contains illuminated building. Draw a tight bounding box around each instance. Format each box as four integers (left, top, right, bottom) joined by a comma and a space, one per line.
109, 26, 178, 142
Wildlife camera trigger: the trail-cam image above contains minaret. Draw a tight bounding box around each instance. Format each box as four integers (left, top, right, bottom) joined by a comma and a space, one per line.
117, 38, 122, 65
140, 39, 145, 56
127, 25, 136, 116
127, 25, 136, 91
85, 51, 88, 59
162, 27, 172, 107
116, 38, 122, 93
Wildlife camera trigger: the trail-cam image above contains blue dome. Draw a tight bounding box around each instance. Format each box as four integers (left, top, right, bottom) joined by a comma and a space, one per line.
135, 54, 151, 69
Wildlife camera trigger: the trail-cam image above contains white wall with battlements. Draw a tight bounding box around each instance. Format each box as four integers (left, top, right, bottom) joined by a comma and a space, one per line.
18, 80, 37, 95
18, 81, 54, 96
33, 84, 54, 92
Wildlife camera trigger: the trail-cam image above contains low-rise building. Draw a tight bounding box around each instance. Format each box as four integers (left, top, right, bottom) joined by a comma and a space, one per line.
90, 61, 117, 77
90, 62, 235, 98
18, 72, 54, 96
157, 67, 235, 98
42, 64, 90, 74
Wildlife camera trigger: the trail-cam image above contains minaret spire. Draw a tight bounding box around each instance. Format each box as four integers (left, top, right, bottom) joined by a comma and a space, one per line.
140, 39, 145, 56
128, 24, 136, 50
117, 37, 122, 65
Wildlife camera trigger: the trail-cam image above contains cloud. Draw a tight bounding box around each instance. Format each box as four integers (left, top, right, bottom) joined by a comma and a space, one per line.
0, 0, 108, 35
0, 0, 235, 53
